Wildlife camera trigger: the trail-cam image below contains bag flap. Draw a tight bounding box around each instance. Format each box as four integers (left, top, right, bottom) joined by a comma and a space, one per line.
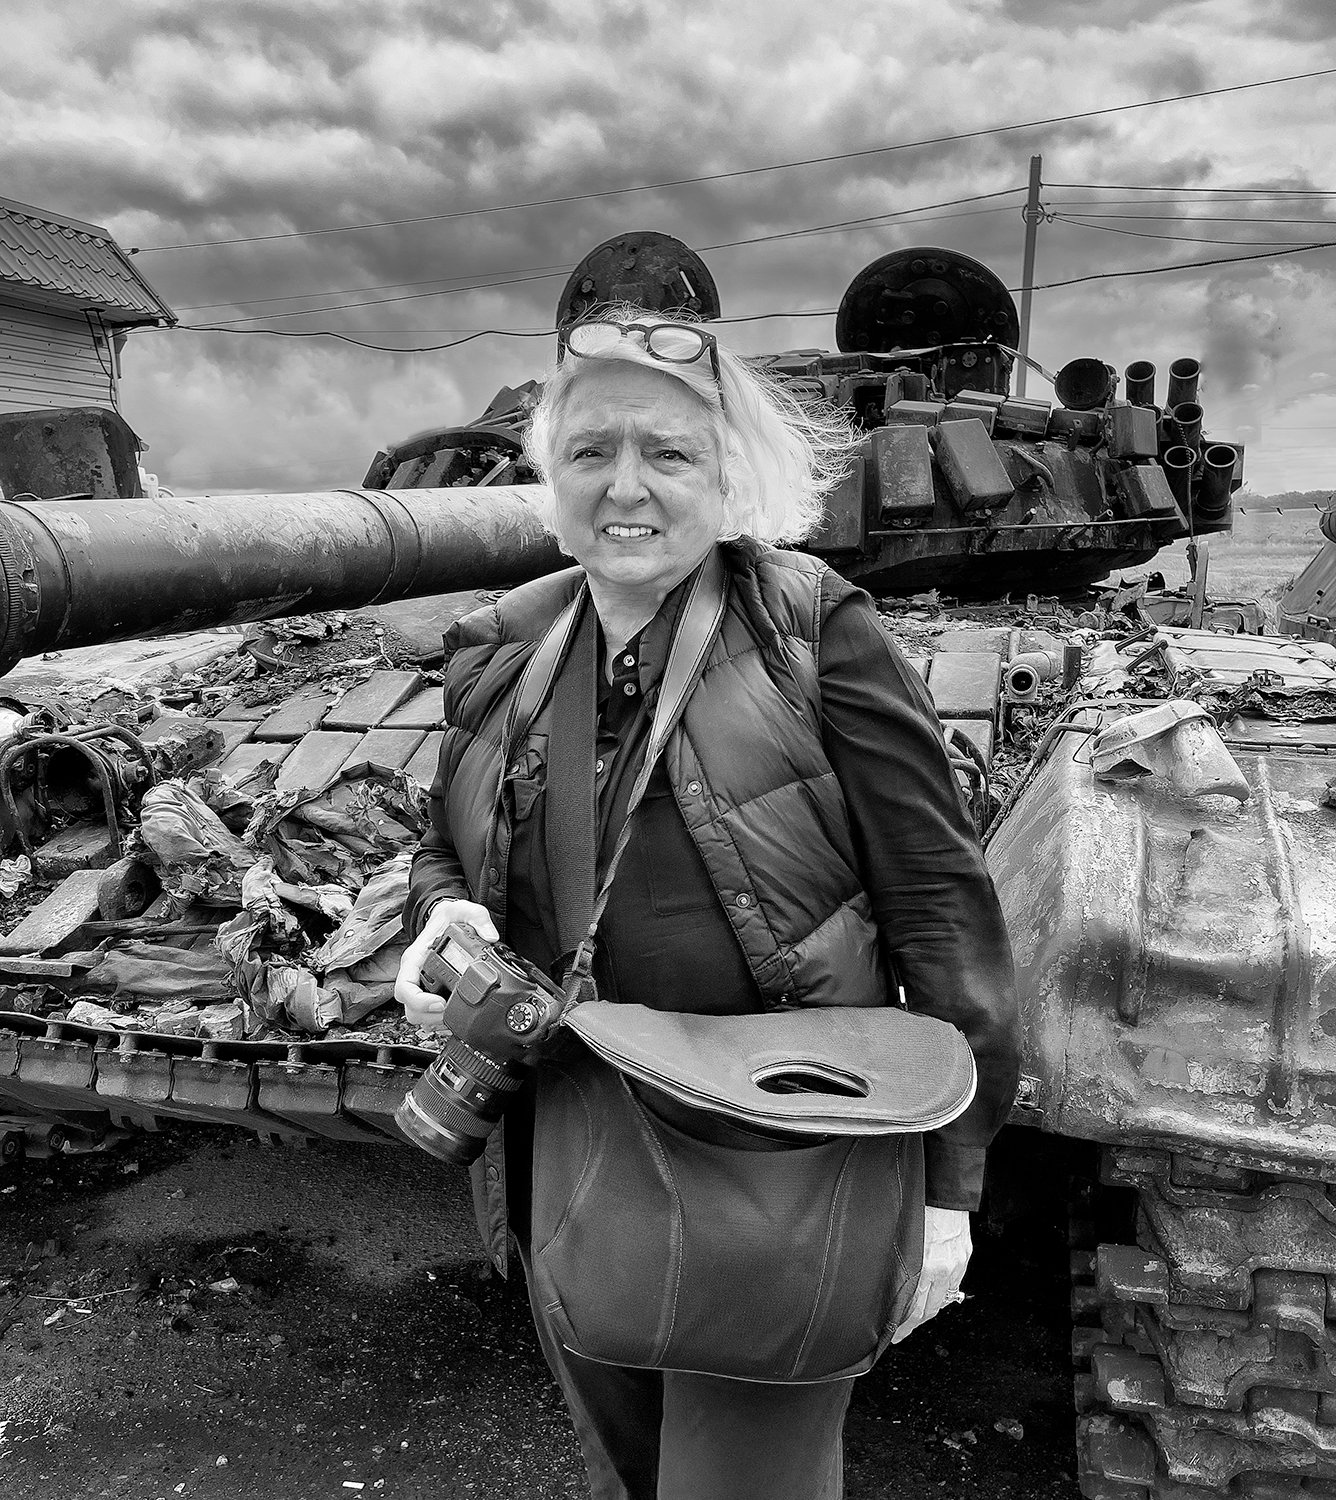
561, 1004, 976, 1135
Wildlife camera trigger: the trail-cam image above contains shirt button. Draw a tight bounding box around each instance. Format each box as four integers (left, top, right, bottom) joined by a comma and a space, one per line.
595, 758, 605, 774
622, 653, 636, 667
686, 780, 702, 795
488, 867, 499, 884
736, 893, 752, 908
623, 683, 637, 697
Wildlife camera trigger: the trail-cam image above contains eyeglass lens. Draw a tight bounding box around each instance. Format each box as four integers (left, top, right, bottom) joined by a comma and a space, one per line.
643, 326, 710, 363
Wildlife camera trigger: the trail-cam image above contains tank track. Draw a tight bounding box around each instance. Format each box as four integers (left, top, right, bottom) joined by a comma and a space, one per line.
1074, 1145, 1336, 1499
0, 1010, 428, 1146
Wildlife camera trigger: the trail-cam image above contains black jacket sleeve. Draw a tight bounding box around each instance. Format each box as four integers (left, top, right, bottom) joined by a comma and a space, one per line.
403, 817, 470, 941
817, 575, 1020, 1211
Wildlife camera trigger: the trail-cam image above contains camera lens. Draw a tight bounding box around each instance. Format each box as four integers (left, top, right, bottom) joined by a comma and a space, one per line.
394, 1034, 527, 1166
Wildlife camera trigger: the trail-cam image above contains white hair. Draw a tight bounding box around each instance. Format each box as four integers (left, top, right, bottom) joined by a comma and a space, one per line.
523, 306, 857, 544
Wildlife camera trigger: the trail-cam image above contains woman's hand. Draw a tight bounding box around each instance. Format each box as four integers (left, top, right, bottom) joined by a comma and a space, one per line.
889, 1205, 972, 1344
394, 898, 499, 1029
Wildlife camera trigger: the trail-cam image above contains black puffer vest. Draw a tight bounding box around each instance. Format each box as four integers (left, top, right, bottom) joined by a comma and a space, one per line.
436, 539, 886, 1013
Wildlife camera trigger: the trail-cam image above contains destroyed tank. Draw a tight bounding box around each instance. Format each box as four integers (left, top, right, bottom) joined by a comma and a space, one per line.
1276, 505, 1336, 647
981, 629, 1336, 1498
0, 236, 1331, 1500
363, 229, 1244, 598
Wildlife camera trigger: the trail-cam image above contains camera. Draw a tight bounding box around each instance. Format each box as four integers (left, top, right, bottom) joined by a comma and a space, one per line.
394, 922, 568, 1166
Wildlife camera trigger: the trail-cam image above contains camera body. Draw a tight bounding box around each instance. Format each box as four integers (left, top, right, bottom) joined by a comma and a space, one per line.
394, 922, 568, 1165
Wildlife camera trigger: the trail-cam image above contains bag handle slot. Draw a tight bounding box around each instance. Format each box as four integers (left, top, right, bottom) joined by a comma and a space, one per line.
751, 1063, 871, 1098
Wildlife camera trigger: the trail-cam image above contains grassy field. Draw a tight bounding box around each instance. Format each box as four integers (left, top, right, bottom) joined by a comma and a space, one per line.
1127, 506, 1330, 614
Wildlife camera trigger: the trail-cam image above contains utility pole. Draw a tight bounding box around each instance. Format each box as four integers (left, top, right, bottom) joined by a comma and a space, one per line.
1016, 154, 1043, 397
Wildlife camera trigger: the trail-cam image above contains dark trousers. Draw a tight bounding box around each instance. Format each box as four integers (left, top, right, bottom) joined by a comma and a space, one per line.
521, 1248, 855, 1500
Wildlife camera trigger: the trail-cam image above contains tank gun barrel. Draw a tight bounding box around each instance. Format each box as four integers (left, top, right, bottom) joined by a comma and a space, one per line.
0, 486, 565, 675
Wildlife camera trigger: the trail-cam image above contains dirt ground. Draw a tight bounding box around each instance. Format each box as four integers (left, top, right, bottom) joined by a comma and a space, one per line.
0, 1124, 1080, 1500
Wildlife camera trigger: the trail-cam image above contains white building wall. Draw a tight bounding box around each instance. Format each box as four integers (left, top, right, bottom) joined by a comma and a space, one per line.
0, 300, 117, 415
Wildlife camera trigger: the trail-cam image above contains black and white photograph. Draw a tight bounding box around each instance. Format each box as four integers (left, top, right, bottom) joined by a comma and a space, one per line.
1, 3, 1334, 1497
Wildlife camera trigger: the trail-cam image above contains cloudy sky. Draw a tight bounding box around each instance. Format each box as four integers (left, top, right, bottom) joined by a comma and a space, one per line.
7, 0, 1336, 496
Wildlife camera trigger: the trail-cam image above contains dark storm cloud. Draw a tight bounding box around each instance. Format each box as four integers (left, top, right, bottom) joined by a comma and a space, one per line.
7, 0, 1335, 491
1241, 0, 1336, 42
1203, 277, 1286, 393
997, 0, 1203, 32
1132, 51, 1211, 102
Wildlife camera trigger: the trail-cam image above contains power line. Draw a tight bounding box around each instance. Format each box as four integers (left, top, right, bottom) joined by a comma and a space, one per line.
1048, 181, 1336, 196
1048, 197, 1336, 212
172, 230, 1336, 351
698, 193, 1019, 254
1052, 211, 1336, 226
196, 268, 573, 326
716, 309, 837, 326
1021, 238, 1336, 292
1052, 216, 1318, 248
131, 66, 1336, 254
164, 230, 1336, 351
190, 189, 1024, 326
170, 191, 1331, 324
177, 324, 554, 353
174, 261, 574, 313
174, 196, 1334, 316
173, 303, 845, 352
1049, 196, 1336, 208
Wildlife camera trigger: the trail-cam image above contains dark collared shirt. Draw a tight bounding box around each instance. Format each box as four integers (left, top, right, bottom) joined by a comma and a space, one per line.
506, 579, 761, 1013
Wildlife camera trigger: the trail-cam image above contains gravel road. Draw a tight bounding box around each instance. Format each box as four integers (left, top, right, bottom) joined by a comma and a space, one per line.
0, 1124, 1079, 1499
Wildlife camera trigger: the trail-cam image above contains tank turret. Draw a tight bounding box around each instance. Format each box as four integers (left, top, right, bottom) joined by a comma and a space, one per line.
364, 232, 1243, 599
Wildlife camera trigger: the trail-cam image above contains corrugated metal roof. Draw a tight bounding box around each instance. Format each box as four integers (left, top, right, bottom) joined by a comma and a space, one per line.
0, 196, 176, 327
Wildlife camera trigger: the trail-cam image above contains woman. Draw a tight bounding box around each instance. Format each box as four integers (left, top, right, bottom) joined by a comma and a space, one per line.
395, 309, 1020, 1500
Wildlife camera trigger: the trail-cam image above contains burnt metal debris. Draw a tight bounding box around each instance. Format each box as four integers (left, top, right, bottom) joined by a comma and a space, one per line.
0, 406, 145, 503
0, 646, 455, 1151
1275, 506, 1336, 646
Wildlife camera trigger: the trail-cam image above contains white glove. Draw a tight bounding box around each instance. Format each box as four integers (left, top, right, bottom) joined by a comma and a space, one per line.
890, 1205, 972, 1344
393, 897, 499, 1030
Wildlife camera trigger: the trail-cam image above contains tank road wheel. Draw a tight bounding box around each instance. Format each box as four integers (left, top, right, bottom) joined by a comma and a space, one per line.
1074, 1146, 1336, 1498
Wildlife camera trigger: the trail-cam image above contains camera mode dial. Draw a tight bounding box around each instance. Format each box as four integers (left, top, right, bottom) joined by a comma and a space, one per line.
506, 1001, 541, 1035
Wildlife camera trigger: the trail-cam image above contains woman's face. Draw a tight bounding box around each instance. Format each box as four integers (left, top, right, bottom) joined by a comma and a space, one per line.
549, 360, 725, 602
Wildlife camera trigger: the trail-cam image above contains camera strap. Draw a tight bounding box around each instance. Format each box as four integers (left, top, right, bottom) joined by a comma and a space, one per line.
545, 595, 598, 975
545, 547, 728, 1005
